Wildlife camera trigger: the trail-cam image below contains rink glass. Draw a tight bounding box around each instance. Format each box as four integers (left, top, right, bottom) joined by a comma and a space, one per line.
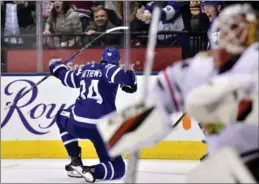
1, 1, 208, 74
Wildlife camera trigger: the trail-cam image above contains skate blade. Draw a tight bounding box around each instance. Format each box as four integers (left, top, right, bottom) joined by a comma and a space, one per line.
71, 166, 95, 183
67, 170, 83, 178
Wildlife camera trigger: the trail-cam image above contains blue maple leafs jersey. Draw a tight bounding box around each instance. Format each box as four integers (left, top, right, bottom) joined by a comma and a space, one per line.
144, 1, 184, 40
56, 63, 135, 127
145, 1, 180, 22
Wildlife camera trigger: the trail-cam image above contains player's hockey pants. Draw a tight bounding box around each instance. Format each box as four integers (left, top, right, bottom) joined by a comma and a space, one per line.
55, 109, 125, 180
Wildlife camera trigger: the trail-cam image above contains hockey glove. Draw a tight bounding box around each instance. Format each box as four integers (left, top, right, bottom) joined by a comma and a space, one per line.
121, 70, 137, 93
49, 59, 68, 78
121, 84, 137, 93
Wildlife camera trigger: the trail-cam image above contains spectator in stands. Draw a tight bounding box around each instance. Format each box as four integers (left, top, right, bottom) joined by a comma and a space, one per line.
177, 1, 192, 31
189, 1, 210, 32
188, 1, 210, 56
110, 2, 148, 46
200, 1, 224, 50
43, 1, 82, 48
113, 2, 147, 30
71, 2, 93, 32
200, 1, 223, 23
114, 1, 140, 25
1, 1, 36, 46
42, 1, 53, 31
84, 5, 117, 46
84, 5, 112, 35
190, 1, 200, 17
71, 1, 94, 12
136, 1, 186, 46
42, 1, 53, 20
13, 1, 36, 32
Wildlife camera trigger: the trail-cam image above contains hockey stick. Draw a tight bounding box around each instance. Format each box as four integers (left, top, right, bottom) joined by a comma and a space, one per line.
4, 26, 129, 110
124, 7, 161, 183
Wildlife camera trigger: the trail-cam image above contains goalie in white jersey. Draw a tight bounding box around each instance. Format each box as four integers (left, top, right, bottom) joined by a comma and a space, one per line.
97, 3, 259, 182
185, 70, 258, 183
184, 4, 259, 182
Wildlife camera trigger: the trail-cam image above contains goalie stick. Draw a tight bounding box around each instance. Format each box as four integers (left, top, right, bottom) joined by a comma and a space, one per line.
4, 26, 129, 110
124, 7, 161, 183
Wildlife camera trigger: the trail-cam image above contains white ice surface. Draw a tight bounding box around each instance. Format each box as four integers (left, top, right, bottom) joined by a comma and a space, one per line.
1, 159, 200, 183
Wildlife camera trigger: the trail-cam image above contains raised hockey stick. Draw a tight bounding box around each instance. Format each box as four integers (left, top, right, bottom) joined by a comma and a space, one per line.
4, 26, 129, 110
124, 7, 161, 183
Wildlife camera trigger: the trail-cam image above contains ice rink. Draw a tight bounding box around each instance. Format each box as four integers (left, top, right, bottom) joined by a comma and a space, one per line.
1, 159, 200, 183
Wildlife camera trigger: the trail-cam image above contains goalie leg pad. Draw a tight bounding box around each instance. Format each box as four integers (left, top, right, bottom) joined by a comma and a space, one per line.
187, 147, 257, 183
97, 97, 174, 157
205, 124, 259, 160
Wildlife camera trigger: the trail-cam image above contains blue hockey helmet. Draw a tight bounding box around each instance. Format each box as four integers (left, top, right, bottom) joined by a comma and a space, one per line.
101, 47, 120, 65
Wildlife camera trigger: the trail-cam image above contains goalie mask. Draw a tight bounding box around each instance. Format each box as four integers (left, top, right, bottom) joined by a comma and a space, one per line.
209, 4, 259, 54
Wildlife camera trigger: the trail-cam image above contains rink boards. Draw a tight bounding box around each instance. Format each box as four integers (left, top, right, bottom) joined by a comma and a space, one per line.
1, 74, 207, 160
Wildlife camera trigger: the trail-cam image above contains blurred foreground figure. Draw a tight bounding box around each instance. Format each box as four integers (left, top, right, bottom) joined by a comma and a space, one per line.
97, 3, 259, 183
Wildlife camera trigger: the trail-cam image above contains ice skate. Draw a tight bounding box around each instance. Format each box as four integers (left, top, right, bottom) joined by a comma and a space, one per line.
65, 156, 84, 178
71, 165, 96, 183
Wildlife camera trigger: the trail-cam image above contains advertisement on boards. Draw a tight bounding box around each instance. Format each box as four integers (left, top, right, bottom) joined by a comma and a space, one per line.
1, 75, 204, 141
7, 47, 182, 73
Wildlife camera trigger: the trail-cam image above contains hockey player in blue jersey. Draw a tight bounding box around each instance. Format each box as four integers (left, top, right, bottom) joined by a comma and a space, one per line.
49, 47, 137, 183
